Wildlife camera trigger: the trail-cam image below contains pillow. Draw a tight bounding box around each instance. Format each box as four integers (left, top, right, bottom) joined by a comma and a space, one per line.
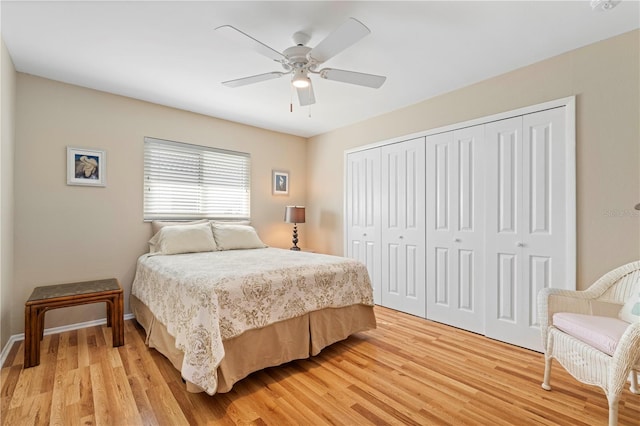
149, 223, 217, 255
210, 220, 251, 226
211, 223, 266, 250
150, 219, 209, 237
619, 291, 640, 323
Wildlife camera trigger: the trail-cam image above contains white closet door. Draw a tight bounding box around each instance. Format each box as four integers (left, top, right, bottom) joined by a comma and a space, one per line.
485, 107, 568, 352
426, 126, 485, 333
381, 138, 426, 316
346, 149, 382, 304
521, 107, 569, 336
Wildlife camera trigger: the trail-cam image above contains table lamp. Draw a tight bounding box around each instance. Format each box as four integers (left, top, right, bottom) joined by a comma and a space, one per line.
284, 206, 305, 251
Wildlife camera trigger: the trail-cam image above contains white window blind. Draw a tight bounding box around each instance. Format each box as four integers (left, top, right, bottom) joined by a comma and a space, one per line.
144, 137, 250, 220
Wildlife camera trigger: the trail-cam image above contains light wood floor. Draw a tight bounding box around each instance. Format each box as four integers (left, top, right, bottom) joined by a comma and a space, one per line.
2, 306, 639, 425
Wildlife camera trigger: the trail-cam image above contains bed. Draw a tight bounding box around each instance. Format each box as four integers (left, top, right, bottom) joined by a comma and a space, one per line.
130, 223, 376, 395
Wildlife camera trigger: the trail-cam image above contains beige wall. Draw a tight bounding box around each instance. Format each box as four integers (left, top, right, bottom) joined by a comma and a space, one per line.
11, 75, 306, 334
307, 30, 640, 290
1, 39, 16, 350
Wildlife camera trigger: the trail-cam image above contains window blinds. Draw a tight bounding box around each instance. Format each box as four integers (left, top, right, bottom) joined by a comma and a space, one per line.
144, 137, 251, 220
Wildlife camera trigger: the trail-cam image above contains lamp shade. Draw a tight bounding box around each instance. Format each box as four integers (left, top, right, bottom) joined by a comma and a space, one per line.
284, 206, 305, 224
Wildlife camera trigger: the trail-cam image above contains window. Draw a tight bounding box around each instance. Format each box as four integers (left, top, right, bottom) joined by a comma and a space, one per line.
144, 137, 250, 220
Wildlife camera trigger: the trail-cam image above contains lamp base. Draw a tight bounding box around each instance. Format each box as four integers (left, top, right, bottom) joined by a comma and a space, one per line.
290, 224, 300, 251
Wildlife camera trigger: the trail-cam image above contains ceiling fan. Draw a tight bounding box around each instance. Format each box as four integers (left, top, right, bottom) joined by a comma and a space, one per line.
215, 18, 386, 107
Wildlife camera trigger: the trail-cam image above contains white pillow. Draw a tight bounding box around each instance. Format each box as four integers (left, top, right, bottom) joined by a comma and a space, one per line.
211, 223, 266, 250
149, 223, 217, 255
210, 220, 251, 226
619, 290, 640, 323
151, 219, 208, 236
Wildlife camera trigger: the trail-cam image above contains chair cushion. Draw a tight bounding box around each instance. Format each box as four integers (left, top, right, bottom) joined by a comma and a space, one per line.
552, 313, 630, 356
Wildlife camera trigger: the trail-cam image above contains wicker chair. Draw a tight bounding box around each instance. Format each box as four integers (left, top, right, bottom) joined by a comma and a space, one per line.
538, 260, 640, 426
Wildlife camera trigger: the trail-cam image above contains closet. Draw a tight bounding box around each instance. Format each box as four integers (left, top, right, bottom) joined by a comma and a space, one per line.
344, 97, 575, 352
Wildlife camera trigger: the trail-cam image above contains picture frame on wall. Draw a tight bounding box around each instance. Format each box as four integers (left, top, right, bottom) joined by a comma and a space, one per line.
67, 146, 106, 187
273, 170, 289, 195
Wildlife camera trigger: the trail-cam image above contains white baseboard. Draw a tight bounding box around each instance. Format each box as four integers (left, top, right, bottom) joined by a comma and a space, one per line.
1, 313, 135, 367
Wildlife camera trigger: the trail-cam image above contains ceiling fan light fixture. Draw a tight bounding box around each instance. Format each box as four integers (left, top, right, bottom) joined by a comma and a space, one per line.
291, 68, 310, 88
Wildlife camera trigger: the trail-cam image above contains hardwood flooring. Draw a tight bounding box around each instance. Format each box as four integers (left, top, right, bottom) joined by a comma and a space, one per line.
1, 306, 639, 425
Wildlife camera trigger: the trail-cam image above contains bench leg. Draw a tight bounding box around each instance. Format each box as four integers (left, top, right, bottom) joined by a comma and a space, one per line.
39, 309, 45, 341
24, 305, 40, 368
112, 293, 124, 347
106, 294, 124, 347
106, 300, 112, 327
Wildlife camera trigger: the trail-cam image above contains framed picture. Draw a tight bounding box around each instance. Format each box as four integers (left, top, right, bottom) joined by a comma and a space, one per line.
273, 170, 289, 195
67, 147, 106, 187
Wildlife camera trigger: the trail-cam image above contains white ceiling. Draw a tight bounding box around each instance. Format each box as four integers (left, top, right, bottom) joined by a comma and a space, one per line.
2, 1, 638, 138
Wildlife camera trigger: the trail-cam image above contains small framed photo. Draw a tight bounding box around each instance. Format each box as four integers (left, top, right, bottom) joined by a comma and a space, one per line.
273, 170, 289, 195
67, 147, 106, 187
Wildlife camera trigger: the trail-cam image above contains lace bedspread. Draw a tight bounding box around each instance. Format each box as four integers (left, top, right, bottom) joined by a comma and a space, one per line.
131, 247, 374, 394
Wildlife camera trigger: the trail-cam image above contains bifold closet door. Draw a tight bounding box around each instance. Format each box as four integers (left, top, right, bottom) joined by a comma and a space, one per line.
485, 107, 568, 352
381, 138, 426, 317
346, 149, 382, 304
426, 125, 485, 333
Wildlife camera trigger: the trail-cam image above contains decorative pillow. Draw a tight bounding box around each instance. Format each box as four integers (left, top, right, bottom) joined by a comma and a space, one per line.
619, 291, 640, 323
211, 223, 266, 250
149, 223, 217, 255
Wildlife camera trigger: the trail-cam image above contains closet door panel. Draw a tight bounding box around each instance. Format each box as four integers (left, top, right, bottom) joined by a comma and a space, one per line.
523, 108, 568, 291
529, 255, 551, 328
435, 142, 450, 230
497, 252, 518, 322
458, 249, 474, 310
346, 149, 381, 304
435, 247, 450, 305
381, 138, 426, 317
486, 107, 569, 352
458, 138, 474, 231
426, 126, 484, 333
497, 126, 520, 234
485, 117, 527, 346
453, 127, 485, 328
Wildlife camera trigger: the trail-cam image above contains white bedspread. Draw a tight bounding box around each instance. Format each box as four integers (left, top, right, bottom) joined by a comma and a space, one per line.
131, 247, 374, 394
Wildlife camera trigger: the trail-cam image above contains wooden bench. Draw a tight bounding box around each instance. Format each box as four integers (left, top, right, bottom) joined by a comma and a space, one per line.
24, 278, 124, 368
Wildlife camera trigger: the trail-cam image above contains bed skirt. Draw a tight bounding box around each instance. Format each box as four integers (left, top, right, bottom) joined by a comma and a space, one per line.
130, 294, 376, 394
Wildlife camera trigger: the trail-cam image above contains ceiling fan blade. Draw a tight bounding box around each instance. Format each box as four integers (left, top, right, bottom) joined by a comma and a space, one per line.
319, 68, 386, 88
223, 72, 285, 88
296, 82, 316, 106
215, 25, 285, 62
309, 18, 370, 63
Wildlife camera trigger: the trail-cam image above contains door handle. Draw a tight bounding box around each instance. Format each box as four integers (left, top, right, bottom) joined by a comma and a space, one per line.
454, 238, 461, 243
517, 242, 526, 247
